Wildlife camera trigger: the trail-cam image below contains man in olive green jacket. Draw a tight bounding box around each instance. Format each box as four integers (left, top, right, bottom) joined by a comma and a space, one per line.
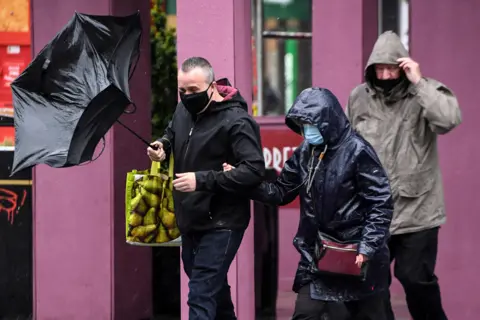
346, 31, 461, 320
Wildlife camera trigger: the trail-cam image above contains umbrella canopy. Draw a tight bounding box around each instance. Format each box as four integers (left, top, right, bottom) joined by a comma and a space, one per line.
10, 12, 143, 175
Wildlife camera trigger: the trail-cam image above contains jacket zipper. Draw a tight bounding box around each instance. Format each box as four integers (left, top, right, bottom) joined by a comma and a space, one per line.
183, 123, 196, 163
181, 119, 212, 220
322, 244, 357, 252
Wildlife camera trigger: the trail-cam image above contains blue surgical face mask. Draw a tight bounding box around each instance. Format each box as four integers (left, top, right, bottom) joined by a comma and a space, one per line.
303, 124, 324, 145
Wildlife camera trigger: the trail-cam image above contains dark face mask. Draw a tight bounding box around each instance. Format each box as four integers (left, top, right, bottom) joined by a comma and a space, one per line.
180, 82, 213, 115
375, 78, 403, 93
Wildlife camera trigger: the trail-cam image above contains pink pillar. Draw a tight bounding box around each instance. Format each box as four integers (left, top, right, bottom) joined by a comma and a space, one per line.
311, 0, 378, 107
176, 0, 254, 319
410, 0, 480, 318
31, 0, 152, 319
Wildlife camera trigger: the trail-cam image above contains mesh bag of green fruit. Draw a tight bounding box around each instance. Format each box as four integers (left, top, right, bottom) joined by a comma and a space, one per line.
125, 153, 181, 247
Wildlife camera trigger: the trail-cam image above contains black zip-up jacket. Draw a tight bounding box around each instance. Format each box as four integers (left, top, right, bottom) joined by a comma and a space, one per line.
158, 78, 265, 233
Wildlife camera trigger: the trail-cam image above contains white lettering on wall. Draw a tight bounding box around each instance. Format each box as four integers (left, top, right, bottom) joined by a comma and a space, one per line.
263, 146, 298, 172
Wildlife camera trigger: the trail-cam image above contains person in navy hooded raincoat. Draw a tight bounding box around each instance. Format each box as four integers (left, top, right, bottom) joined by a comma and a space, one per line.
225, 87, 393, 319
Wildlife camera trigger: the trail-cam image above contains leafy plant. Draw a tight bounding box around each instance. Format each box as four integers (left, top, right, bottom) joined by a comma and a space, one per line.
150, 0, 177, 138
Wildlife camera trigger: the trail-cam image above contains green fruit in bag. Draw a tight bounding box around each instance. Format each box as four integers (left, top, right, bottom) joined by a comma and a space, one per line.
128, 213, 143, 227
143, 207, 157, 226
155, 224, 170, 243
144, 233, 156, 243
160, 208, 176, 229
138, 176, 162, 194
131, 193, 148, 215
161, 198, 168, 210
127, 236, 140, 242
140, 187, 161, 208
167, 196, 174, 212
131, 224, 156, 238
167, 227, 180, 240
164, 188, 174, 212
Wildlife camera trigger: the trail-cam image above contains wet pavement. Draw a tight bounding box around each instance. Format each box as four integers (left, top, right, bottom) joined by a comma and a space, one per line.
274, 290, 411, 320
153, 290, 412, 319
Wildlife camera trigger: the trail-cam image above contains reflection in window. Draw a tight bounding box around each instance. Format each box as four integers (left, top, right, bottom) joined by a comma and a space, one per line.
262, 37, 312, 116
253, 0, 312, 117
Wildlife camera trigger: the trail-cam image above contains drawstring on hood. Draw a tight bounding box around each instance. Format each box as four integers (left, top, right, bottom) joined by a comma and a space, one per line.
306, 144, 327, 194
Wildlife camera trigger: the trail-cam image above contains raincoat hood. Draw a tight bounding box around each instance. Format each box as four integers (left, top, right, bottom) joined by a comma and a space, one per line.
365, 31, 410, 96
285, 87, 350, 147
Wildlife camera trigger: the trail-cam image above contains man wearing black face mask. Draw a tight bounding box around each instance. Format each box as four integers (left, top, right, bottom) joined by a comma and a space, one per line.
346, 31, 461, 320
147, 56, 265, 320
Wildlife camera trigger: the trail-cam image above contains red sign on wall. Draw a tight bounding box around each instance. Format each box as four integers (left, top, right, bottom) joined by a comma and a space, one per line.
0, 32, 31, 118
0, 126, 15, 149
2, 61, 24, 87
260, 125, 303, 208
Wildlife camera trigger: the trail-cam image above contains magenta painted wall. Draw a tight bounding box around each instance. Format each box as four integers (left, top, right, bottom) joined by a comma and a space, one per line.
277, 208, 300, 291
410, 0, 480, 318
31, 0, 152, 319
175, 0, 254, 319
311, 0, 378, 106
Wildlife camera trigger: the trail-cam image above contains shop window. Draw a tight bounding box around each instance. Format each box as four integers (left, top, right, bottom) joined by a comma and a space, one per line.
378, 0, 410, 51
253, 0, 312, 117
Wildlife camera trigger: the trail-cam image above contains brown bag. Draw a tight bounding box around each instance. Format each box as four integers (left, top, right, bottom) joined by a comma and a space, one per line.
315, 232, 368, 280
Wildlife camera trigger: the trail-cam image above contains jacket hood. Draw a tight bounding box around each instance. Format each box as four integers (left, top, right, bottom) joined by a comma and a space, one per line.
210, 78, 248, 112
285, 87, 350, 147
365, 31, 410, 90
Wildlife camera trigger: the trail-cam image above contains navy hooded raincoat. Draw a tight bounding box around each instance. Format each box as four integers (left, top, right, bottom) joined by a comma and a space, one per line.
252, 87, 393, 301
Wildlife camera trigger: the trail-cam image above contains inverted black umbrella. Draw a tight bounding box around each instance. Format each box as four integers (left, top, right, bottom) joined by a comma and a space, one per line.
10, 11, 154, 176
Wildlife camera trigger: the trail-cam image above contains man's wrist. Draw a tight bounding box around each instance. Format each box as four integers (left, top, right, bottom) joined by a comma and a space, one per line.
411, 77, 427, 94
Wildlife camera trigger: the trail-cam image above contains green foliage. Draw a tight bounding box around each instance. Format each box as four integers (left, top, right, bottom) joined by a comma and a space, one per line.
151, 0, 177, 138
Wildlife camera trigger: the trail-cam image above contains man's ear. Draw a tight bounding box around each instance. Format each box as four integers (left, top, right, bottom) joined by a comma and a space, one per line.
211, 81, 219, 94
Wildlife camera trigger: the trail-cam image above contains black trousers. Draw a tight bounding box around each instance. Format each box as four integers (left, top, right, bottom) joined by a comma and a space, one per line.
292, 285, 386, 320
182, 229, 244, 320
384, 227, 448, 320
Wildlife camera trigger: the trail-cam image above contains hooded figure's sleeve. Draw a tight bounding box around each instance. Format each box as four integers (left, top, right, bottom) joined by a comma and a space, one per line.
249, 147, 303, 205
355, 148, 393, 258
195, 116, 265, 193
412, 78, 462, 134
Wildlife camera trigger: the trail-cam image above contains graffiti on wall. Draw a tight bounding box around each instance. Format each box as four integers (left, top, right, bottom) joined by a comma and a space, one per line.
0, 187, 27, 224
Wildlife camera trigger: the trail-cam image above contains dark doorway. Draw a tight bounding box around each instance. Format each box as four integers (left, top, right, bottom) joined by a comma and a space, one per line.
152, 246, 181, 320
255, 169, 279, 319
0, 117, 33, 320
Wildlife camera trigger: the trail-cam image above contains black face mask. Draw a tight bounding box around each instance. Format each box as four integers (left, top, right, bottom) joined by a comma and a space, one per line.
180, 83, 214, 115
374, 77, 403, 93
